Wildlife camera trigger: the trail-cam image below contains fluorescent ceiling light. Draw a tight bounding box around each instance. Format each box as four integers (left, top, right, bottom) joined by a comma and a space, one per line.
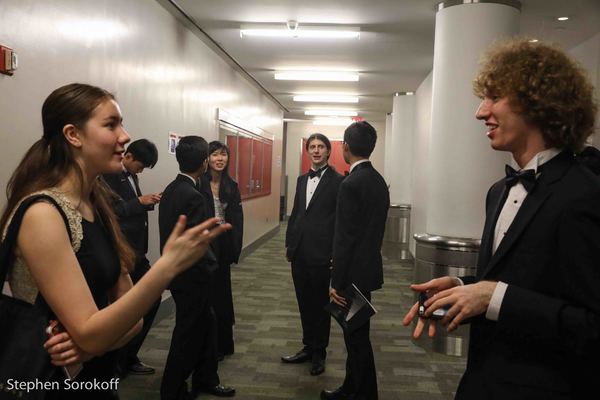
240, 24, 360, 39
305, 110, 358, 117
312, 118, 354, 126
293, 94, 359, 103
557, 16, 569, 21
275, 71, 359, 81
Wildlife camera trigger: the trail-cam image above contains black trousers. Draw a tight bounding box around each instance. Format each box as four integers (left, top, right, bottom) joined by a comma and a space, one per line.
118, 256, 160, 373
341, 292, 378, 400
291, 254, 331, 357
160, 282, 219, 400
210, 260, 235, 356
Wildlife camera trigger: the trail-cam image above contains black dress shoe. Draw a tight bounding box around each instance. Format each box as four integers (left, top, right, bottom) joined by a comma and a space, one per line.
310, 356, 325, 376
281, 349, 311, 364
197, 384, 236, 397
320, 387, 348, 400
128, 361, 156, 375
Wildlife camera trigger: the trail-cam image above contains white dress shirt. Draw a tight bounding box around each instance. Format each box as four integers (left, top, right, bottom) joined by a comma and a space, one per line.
306, 167, 327, 208
486, 148, 561, 320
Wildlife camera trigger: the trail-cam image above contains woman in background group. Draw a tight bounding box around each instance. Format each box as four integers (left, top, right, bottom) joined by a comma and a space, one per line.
202, 141, 244, 359
0, 83, 228, 399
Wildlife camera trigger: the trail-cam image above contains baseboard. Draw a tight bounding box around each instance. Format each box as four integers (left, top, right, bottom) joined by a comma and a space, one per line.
238, 224, 280, 262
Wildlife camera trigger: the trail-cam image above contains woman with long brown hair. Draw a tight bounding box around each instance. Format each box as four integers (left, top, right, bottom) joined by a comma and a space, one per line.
1, 83, 229, 399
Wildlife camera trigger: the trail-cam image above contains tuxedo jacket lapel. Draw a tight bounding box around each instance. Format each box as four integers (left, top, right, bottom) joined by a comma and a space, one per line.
477, 184, 507, 278
481, 151, 571, 278
298, 175, 308, 210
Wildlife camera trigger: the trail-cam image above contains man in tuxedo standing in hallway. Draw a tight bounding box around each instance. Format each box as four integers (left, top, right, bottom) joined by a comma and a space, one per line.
322, 121, 390, 400
159, 136, 235, 400
282, 133, 344, 376
103, 138, 161, 376
403, 39, 600, 399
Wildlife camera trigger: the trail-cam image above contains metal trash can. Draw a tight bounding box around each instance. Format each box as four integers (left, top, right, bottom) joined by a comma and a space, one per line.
383, 204, 411, 260
412, 233, 480, 356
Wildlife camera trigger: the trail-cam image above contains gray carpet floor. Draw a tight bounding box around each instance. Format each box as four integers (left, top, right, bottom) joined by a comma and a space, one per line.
119, 224, 466, 399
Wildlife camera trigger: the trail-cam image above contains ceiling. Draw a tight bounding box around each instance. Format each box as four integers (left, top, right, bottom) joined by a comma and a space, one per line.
174, 0, 600, 123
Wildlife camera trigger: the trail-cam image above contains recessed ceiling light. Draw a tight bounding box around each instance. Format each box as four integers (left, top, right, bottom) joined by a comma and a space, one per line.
293, 94, 359, 103
305, 110, 358, 117
557, 16, 569, 21
274, 71, 359, 81
240, 23, 360, 39
529, 39, 539, 43
312, 117, 354, 126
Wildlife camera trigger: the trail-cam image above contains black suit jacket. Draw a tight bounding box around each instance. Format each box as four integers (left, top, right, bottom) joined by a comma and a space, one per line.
159, 174, 215, 289
332, 162, 389, 293
457, 151, 600, 399
102, 171, 153, 256
285, 167, 344, 265
201, 174, 244, 265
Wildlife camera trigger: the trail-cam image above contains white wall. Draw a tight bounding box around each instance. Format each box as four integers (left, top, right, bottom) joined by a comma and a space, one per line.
0, 0, 284, 263
284, 121, 386, 216
569, 32, 600, 144
409, 72, 433, 255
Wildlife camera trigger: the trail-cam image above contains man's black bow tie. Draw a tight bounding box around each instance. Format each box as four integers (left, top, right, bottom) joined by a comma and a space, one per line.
504, 165, 536, 192
308, 166, 326, 179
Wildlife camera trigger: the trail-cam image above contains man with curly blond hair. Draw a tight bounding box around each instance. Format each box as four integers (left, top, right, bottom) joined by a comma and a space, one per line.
404, 38, 600, 399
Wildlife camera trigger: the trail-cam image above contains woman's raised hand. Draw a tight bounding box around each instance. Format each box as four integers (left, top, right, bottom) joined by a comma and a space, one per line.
162, 216, 231, 272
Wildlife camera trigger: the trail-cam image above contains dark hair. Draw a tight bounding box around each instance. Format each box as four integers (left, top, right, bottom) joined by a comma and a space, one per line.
126, 139, 158, 168
176, 136, 208, 173
343, 121, 377, 157
473, 38, 597, 151
208, 141, 231, 178
0, 83, 134, 272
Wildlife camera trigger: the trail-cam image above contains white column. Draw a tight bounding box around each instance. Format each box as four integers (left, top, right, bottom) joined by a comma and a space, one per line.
425, 1, 520, 238
384, 112, 393, 183
387, 93, 415, 204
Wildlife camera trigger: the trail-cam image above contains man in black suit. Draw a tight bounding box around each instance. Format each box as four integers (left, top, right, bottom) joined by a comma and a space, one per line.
103, 138, 161, 376
282, 133, 344, 376
159, 136, 235, 400
322, 122, 390, 400
404, 39, 600, 399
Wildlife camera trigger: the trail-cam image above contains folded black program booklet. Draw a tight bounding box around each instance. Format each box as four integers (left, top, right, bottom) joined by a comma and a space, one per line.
325, 283, 377, 334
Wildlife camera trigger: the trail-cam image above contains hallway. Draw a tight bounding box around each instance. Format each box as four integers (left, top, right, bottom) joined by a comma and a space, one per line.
120, 224, 466, 399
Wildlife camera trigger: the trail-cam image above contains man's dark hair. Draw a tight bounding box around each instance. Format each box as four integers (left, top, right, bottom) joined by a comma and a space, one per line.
176, 136, 208, 173
125, 139, 158, 168
343, 121, 377, 157
305, 133, 332, 152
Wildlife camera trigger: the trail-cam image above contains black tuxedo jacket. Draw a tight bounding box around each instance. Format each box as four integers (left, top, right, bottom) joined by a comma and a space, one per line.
285, 167, 344, 265
457, 151, 600, 399
102, 171, 153, 256
332, 162, 389, 293
200, 174, 244, 265
159, 174, 215, 289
